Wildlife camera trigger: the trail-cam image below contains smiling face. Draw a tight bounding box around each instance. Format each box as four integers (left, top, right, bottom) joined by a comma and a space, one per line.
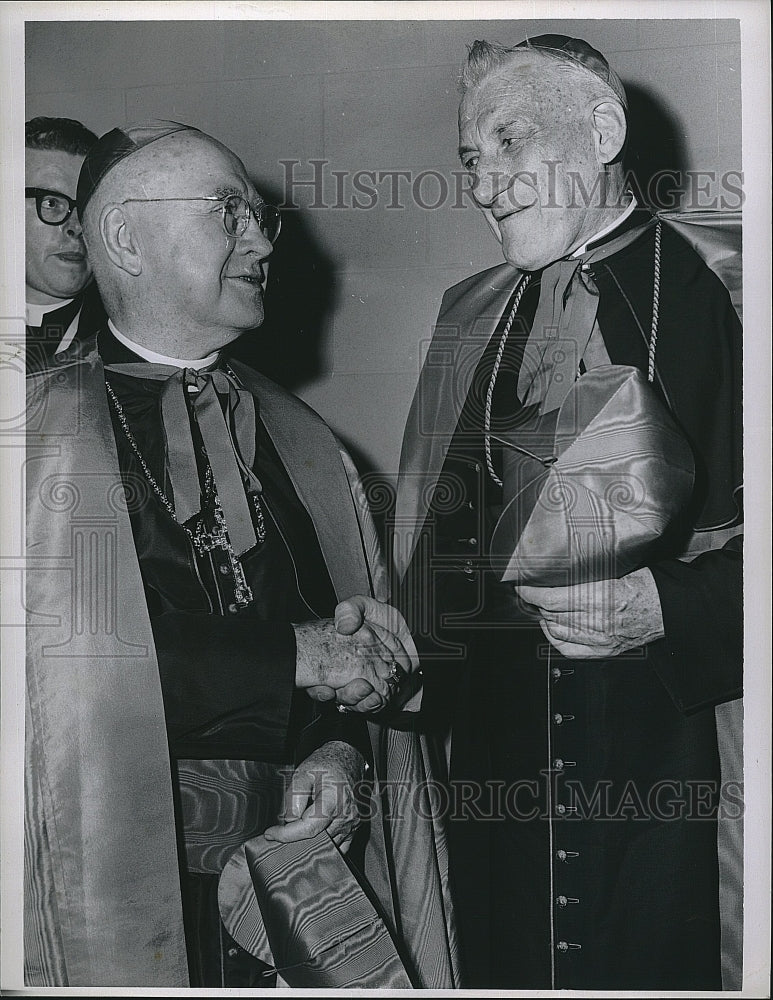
458, 55, 622, 271
91, 131, 274, 357
25, 147, 91, 304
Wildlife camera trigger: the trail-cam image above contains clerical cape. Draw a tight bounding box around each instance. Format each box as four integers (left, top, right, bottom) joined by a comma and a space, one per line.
394, 210, 743, 990
24, 351, 459, 988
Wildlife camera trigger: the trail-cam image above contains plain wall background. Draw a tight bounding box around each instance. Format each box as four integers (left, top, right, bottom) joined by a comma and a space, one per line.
25, 17, 742, 481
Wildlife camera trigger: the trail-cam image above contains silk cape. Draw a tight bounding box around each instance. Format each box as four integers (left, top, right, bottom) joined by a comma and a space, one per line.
24, 351, 458, 988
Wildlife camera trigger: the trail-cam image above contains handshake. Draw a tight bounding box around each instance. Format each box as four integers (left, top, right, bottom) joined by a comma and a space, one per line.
293, 596, 420, 714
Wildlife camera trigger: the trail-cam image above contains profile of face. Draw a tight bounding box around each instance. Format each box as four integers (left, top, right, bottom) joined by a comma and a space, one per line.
107, 133, 275, 354
25, 147, 92, 304
458, 57, 626, 271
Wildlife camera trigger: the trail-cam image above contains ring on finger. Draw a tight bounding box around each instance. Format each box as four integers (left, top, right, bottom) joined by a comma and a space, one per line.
389, 661, 407, 685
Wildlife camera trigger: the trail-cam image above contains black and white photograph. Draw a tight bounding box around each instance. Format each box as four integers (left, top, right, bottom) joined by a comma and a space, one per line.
1, 1, 770, 995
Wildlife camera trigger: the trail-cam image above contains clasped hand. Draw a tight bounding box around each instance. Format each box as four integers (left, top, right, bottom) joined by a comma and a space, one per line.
277, 600, 417, 852
294, 598, 417, 712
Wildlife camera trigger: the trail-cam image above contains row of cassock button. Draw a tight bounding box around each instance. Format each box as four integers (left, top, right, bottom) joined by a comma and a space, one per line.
552, 664, 582, 957
448, 461, 584, 956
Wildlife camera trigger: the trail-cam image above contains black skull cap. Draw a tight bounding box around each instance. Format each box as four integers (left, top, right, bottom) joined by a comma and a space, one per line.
76, 121, 202, 215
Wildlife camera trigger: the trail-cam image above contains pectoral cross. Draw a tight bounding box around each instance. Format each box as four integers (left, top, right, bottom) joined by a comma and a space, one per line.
190, 493, 258, 609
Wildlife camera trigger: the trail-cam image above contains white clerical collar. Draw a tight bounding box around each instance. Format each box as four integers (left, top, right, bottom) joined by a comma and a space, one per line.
571, 195, 639, 258
108, 320, 220, 370
26, 297, 75, 328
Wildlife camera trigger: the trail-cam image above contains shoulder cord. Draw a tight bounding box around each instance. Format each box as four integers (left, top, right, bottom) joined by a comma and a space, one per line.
484, 221, 662, 488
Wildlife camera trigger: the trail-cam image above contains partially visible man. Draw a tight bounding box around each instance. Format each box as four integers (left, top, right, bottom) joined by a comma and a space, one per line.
24, 122, 456, 989
25, 116, 105, 372
372, 34, 741, 992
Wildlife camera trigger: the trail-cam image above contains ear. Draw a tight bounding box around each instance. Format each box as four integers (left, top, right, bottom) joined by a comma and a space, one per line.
100, 205, 142, 276
590, 100, 627, 165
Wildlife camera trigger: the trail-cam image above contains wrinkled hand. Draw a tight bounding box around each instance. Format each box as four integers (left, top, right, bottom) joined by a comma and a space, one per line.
333, 596, 421, 711
515, 567, 665, 659
263, 741, 366, 853
293, 618, 399, 712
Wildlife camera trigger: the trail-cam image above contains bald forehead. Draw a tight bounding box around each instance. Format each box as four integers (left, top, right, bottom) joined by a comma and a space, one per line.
459, 52, 596, 131
124, 131, 247, 195
85, 131, 250, 222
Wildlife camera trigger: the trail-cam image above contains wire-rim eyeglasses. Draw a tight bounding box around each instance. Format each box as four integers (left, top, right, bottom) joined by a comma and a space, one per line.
120, 193, 282, 242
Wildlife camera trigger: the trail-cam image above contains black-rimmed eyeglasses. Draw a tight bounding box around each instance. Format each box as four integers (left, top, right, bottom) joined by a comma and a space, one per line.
26, 187, 78, 226
120, 194, 281, 243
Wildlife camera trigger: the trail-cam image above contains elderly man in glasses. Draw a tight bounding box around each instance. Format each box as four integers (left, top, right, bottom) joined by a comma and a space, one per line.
24, 122, 455, 989
25, 117, 107, 373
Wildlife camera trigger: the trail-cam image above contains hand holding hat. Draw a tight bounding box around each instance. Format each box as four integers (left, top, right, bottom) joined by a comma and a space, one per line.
517, 565, 665, 659
493, 364, 693, 659
264, 741, 365, 854
490, 365, 695, 587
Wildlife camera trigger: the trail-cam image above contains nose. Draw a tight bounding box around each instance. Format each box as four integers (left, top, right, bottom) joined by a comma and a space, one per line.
238, 212, 274, 258
473, 158, 536, 215
470, 156, 510, 210
63, 211, 84, 239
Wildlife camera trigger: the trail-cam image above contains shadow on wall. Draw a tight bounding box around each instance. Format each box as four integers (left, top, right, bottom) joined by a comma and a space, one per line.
230, 84, 690, 555
232, 84, 689, 390
228, 176, 388, 531
230, 177, 336, 393
622, 83, 688, 210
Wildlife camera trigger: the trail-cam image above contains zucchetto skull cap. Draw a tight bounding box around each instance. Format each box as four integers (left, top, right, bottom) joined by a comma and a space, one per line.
76, 121, 203, 215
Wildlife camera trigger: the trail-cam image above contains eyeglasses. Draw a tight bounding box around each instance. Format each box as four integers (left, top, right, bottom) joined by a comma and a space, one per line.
26, 187, 78, 226
120, 194, 282, 243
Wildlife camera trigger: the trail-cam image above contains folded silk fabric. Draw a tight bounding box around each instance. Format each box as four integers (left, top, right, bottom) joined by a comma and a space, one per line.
218, 829, 414, 988
490, 365, 695, 585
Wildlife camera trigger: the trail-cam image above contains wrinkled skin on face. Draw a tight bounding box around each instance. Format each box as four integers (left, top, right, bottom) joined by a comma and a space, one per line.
25, 148, 92, 304
458, 55, 627, 271
85, 131, 274, 358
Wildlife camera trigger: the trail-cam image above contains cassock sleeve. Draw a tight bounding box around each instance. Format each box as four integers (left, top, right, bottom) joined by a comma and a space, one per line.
150, 611, 296, 758
396, 561, 487, 736
602, 226, 744, 716
646, 534, 743, 714
150, 611, 370, 764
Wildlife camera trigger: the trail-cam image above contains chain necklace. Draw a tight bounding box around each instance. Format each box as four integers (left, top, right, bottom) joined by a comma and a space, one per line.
483, 273, 532, 487
104, 376, 265, 609
483, 220, 662, 488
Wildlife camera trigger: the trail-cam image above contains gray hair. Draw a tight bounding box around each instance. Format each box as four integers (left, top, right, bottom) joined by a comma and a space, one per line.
460, 40, 519, 91
459, 37, 627, 110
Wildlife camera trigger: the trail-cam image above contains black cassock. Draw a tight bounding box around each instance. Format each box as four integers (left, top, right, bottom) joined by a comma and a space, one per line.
400, 211, 743, 990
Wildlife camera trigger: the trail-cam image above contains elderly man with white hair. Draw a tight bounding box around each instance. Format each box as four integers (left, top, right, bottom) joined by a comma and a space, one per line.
348, 34, 743, 991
